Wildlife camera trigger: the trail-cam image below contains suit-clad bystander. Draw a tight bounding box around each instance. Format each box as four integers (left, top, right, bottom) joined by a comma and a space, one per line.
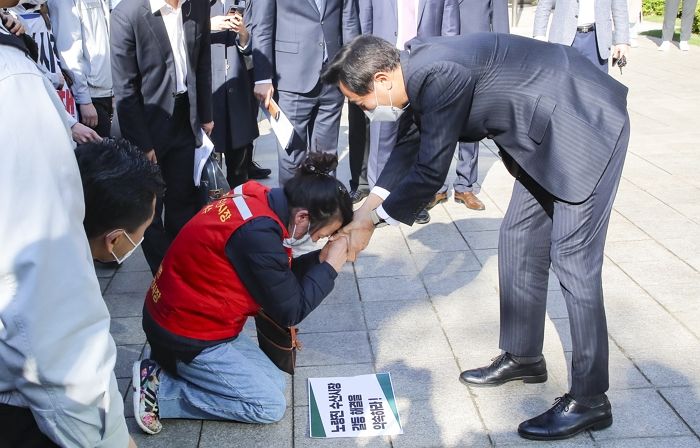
250, 0, 360, 185
111, 0, 214, 274
429, 0, 511, 213
534, 0, 630, 72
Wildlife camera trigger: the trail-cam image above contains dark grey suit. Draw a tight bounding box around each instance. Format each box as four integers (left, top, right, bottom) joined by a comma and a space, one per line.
111, 0, 213, 273
458, 0, 509, 33
251, 0, 359, 184
377, 34, 629, 396
359, 0, 459, 187
443, 0, 510, 195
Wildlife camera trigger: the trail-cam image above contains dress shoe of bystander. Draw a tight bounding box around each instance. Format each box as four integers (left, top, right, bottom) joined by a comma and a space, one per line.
454, 191, 485, 210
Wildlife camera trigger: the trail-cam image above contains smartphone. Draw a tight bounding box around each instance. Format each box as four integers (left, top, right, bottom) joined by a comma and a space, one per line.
227, 0, 246, 15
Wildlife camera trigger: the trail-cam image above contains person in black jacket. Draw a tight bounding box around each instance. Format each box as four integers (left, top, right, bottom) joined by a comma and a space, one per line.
111, 0, 214, 274
132, 154, 352, 435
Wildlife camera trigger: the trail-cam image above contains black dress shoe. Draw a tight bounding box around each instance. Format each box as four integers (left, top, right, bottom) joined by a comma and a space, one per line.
350, 189, 369, 204
459, 353, 547, 387
248, 161, 271, 180
415, 208, 430, 224
518, 393, 612, 440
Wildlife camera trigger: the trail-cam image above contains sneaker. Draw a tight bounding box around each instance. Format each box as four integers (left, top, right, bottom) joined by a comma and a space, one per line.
248, 161, 272, 180
679, 41, 690, 51
132, 359, 162, 434
350, 189, 369, 204
658, 41, 671, 51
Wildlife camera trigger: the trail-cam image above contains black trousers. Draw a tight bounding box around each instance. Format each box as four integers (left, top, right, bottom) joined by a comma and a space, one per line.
347, 102, 369, 192
0, 404, 60, 448
91, 96, 114, 138
142, 94, 199, 274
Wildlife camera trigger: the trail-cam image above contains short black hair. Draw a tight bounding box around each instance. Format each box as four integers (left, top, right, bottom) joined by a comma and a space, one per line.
283, 153, 353, 230
321, 35, 400, 95
75, 138, 165, 239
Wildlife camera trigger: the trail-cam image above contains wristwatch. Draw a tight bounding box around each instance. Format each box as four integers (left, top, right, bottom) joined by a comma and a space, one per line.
369, 209, 388, 228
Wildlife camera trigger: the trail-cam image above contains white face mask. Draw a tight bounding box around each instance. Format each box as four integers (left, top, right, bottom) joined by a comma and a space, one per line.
283, 221, 312, 248
111, 231, 143, 264
364, 81, 407, 122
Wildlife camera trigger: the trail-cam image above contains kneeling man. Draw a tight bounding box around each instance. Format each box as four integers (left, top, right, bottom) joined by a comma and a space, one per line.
322, 33, 629, 440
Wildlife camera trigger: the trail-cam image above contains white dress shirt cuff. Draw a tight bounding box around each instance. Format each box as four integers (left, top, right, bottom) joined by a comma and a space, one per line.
255, 79, 273, 85
236, 35, 251, 52
375, 205, 400, 226
370, 186, 391, 201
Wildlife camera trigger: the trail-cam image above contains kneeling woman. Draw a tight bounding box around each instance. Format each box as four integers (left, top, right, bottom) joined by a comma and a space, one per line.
133, 154, 352, 434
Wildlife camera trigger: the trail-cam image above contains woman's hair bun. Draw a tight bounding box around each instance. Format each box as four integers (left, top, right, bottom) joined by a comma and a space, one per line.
299, 152, 339, 177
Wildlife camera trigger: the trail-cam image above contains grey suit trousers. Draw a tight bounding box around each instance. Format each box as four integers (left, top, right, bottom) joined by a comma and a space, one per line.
367, 120, 398, 188
276, 82, 344, 185
439, 142, 480, 194
498, 116, 629, 397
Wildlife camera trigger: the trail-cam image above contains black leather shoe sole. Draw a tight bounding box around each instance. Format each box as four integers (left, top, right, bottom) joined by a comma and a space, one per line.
459, 372, 548, 387
518, 415, 613, 441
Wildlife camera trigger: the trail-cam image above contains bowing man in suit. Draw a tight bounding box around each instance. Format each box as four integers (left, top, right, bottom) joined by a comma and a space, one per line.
111, 0, 213, 274
250, 0, 359, 185
359, 0, 459, 224
323, 34, 630, 440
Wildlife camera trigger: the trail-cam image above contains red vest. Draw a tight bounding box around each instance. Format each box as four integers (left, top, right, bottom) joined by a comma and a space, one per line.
145, 181, 292, 341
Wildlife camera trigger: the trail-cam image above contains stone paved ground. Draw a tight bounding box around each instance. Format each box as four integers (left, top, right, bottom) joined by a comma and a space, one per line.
100, 12, 700, 448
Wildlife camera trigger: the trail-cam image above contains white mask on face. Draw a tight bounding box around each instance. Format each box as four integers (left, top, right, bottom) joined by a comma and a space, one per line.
111, 231, 143, 264
363, 81, 406, 122
283, 220, 312, 248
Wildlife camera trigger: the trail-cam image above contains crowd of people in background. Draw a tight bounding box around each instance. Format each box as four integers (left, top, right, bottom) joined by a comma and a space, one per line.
0, 0, 696, 445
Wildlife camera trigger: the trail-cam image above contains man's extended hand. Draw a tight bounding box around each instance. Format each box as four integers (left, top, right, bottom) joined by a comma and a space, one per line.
71, 122, 101, 144
339, 208, 375, 262
254, 82, 274, 109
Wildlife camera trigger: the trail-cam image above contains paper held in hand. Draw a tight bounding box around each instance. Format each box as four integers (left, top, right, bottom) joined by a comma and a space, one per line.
260, 98, 294, 152
193, 129, 215, 186
308, 373, 403, 438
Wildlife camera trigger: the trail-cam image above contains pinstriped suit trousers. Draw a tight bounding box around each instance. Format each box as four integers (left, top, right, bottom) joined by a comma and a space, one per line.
498, 116, 630, 397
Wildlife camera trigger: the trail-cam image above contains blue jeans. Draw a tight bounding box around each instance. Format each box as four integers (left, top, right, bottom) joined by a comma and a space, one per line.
158, 334, 287, 423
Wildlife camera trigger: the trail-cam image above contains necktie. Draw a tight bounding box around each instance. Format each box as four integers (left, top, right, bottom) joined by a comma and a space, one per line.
397, 0, 417, 50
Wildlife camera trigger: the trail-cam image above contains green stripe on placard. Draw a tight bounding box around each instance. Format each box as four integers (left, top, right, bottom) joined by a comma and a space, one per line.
376, 373, 401, 427
309, 384, 326, 437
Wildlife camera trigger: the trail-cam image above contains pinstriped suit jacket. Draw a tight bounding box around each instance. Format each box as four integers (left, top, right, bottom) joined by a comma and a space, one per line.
533, 0, 630, 60
376, 33, 629, 224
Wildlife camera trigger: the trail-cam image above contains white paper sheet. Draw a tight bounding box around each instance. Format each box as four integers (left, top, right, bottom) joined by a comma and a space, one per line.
260, 98, 294, 151
193, 130, 215, 186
